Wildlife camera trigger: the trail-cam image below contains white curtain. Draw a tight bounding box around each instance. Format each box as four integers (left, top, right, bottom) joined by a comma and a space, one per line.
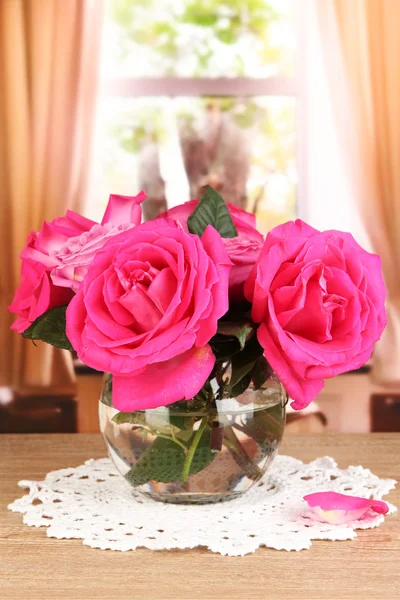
299, 1, 370, 248
301, 0, 400, 384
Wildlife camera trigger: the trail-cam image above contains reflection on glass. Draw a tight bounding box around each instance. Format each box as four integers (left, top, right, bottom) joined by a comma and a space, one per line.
103, 0, 296, 78
99, 373, 286, 504
89, 96, 296, 233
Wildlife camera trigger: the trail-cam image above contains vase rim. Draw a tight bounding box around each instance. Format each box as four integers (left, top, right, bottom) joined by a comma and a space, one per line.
101, 397, 286, 417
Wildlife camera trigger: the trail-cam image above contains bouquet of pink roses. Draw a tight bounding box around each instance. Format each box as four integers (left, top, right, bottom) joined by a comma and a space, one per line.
9, 187, 387, 500
10, 186, 386, 412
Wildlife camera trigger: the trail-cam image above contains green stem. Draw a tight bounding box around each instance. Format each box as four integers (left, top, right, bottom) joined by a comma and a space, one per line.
181, 417, 208, 483
130, 425, 188, 454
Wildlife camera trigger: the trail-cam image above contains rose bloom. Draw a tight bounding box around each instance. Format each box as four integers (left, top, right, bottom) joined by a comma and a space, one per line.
9, 261, 73, 334
51, 193, 146, 291
161, 200, 263, 301
66, 219, 231, 410
245, 220, 387, 409
9, 193, 145, 332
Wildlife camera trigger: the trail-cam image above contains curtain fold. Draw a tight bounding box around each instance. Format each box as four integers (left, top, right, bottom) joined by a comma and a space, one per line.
0, 0, 104, 391
305, 0, 400, 384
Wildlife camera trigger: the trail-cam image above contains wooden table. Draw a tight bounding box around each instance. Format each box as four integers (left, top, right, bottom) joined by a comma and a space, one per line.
0, 434, 399, 600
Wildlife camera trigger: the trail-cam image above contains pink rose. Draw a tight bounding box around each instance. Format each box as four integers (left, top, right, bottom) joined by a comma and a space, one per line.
51, 192, 146, 290
51, 222, 132, 292
9, 193, 146, 331
222, 236, 263, 301
245, 220, 387, 409
20, 210, 97, 270
24, 192, 146, 290
66, 219, 231, 410
161, 200, 263, 301
9, 211, 95, 331
8, 260, 73, 334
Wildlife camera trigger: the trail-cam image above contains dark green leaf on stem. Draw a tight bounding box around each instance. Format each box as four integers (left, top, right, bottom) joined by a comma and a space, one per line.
125, 429, 215, 485
112, 411, 181, 436
22, 305, 74, 351
217, 321, 254, 350
230, 370, 253, 397
251, 355, 273, 390
187, 186, 238, 238
229, 335, 264, 389
209, 335, 241, 361
112, 411, 147, 426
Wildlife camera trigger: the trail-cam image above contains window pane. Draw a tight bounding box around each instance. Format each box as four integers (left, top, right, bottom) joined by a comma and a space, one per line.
103, 0, 295, 78
87, 96, 296, 233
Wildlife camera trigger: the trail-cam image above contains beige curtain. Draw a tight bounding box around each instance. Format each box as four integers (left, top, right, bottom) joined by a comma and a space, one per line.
0, 0, 104, 391
313, 0, 400, 384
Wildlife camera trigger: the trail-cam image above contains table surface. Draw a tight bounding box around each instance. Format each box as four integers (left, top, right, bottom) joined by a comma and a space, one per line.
0, 434, 399, 600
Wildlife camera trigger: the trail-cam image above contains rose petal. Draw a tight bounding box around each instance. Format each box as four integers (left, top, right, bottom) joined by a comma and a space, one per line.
304, 491, 389, 524
112, 344, 215, 410
147, 267, 177, 313
257, 322, 324, 409
101, 191, 147, 226
55, 209, 96, 234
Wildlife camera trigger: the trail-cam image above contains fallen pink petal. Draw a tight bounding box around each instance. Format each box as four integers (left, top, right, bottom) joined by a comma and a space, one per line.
303, 491, 389, 524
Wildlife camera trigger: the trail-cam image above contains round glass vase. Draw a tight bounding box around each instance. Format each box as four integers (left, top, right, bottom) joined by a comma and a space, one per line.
99, 372, 287, 504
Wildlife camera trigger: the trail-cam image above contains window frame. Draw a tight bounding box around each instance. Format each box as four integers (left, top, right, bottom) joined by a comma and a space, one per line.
100, 76, 297, 97
95, 2, 303, 222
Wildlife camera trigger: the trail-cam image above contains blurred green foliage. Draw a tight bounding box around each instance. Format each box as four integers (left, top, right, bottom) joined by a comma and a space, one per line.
109, 0, 293, 76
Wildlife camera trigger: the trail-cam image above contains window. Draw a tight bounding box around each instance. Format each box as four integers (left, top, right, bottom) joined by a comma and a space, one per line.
87, 0, 297, 234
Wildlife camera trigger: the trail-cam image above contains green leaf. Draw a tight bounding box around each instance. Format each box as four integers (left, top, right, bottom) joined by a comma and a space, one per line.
251, 355, 273, 390
187, 186, 238, 238
229, 336, 264, 388
209, 335, 241, 361
174, 428, 194, 442
125, 428, 215, 485
112, 411, 181, 436
112, 411, 150, 426
230, 371, 253, 397
217, 322, 254, 351
168, 415, 185, 430
22, 305, 74, 351
230, 353, 272, 397
171, 386, 213, 414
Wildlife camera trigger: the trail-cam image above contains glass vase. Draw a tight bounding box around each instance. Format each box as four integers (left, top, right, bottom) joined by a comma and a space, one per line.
99, 372, 286, 504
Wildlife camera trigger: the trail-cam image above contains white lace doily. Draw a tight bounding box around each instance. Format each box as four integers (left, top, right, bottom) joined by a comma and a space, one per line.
8, 455, 396, 556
